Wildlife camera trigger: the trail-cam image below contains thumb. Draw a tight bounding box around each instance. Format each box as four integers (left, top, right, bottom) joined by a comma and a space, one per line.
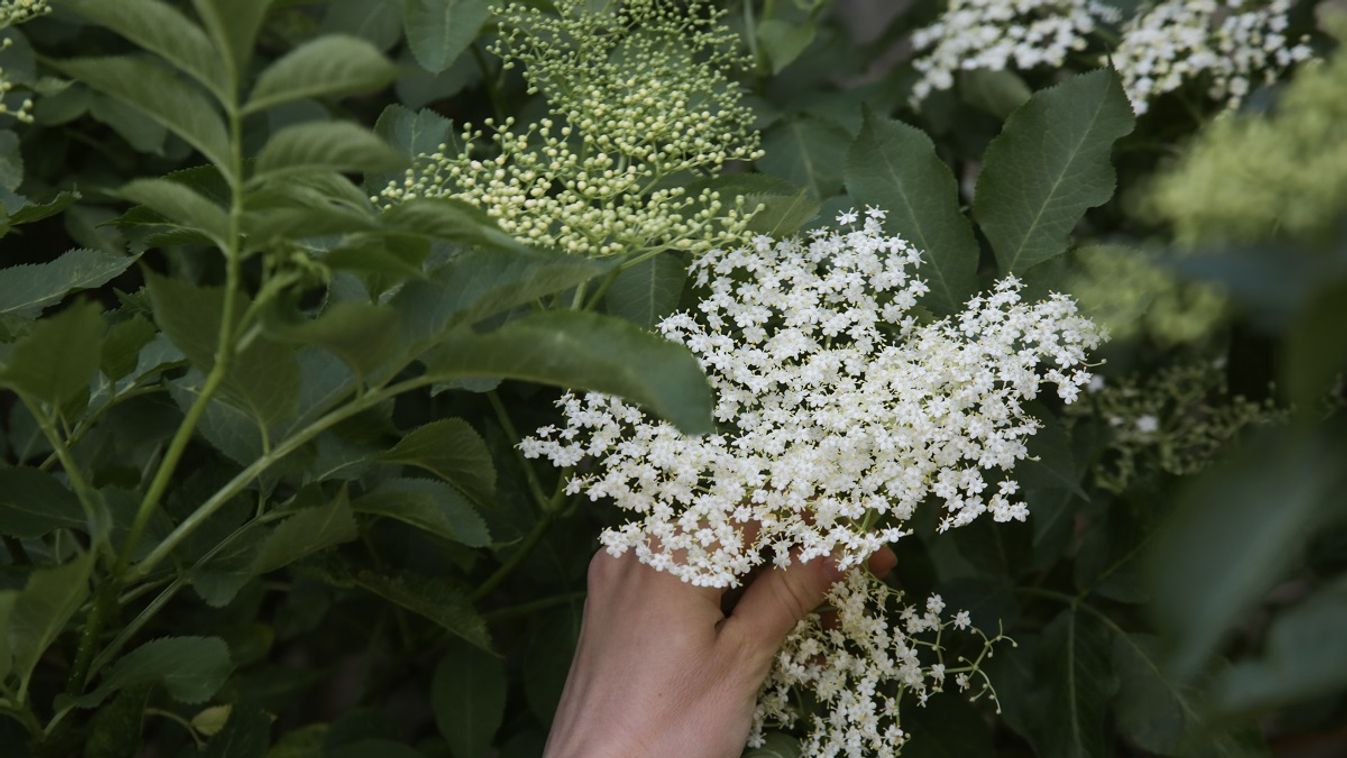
720, 555, 845, 653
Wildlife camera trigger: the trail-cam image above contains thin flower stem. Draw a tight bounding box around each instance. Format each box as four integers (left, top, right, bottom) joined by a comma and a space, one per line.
487, 389, 553, 514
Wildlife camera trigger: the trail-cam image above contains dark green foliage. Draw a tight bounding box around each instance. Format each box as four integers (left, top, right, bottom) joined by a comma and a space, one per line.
0, 1, 1342, 756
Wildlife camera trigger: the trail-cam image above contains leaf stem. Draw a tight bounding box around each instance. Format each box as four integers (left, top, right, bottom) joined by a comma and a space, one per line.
24, 399, 102, 536
66, 93, 250, 695
125, 376, 436, 584
37, 385, 164, 473
483, 590, 586, 622
471, 511, 556, 602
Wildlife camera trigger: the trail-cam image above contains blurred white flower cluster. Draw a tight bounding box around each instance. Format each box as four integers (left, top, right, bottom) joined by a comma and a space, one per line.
910, 0, 1121, 103
752, 572, 1008, 756
1111, 0, 1313, 115
378, 0, 763, 258
523, 210, 1100, 754
522, 210, 1102, 587
910, 0, 1315, 116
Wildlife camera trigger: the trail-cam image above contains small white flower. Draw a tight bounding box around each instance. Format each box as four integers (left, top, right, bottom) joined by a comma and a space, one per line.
1135, 414, 1160, 434
954, 610, 973, 630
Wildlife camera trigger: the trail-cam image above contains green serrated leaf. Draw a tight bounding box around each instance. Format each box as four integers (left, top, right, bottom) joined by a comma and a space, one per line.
317, 562, 491, 650
0, 467, 86, 538
321, 0, 404, 51
403, 0, 491, 74
52, 56, 231, 171
1035, 609, 1117, 758
0, 300, 104, 408
380, 197, 535, 254
352, 477, 489, 547
1112, 632, 1197, 754
146, 272, 301, 427
0, 249, 135, 318
255, 122, 406, 181
62, 0, 228, 101
120, 178, 229, 244
755, 19, 815, 74
267, 301, 401, 380
974, 69, 1135, 273
604, 253, 687, 330
845, 110, 980, 315
245, 35, 398, 114
100, 315, 158, 382
8, 552, 94, 694
390, 244, 605, 351
960, 68, 1032, 119
71, 636, 233, 708
748, 187, 820, 237
432, 638, 506, 758
1, 190, 80, 237
758, 115, 851, 199
191, 0, 273, 79
377, 419, 495, 506
422, 310, 715, 435
253, 491, 359, 574
82, 685, 152, 758
373, 104, 455, 159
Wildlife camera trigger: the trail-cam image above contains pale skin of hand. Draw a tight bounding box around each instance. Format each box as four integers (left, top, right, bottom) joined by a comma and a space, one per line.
543, 547, 897, 758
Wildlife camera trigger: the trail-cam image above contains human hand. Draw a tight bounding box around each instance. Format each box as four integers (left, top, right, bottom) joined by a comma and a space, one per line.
543, 547, 897, 758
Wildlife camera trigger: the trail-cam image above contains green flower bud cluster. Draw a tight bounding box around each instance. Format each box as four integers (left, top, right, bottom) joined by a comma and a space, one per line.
1147, 37, 1347, 246
1067, 244, 1226, 347
379, 0, 764, 258
0, 0, 50, 124
0, 0, 46, 27
492, 0, 760, 176
1070, 360, 1283, 493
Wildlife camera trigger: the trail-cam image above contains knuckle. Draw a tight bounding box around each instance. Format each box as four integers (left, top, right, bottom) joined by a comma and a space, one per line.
585, 549, 618, 590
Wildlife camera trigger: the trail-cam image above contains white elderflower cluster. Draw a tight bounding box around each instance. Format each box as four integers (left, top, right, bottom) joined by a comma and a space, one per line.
1111, 0, 1313, 115
379, 0, 763, 257
751, 571, 1008, 756
910, 0, 1120, 103
522, 210, 1103, 587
